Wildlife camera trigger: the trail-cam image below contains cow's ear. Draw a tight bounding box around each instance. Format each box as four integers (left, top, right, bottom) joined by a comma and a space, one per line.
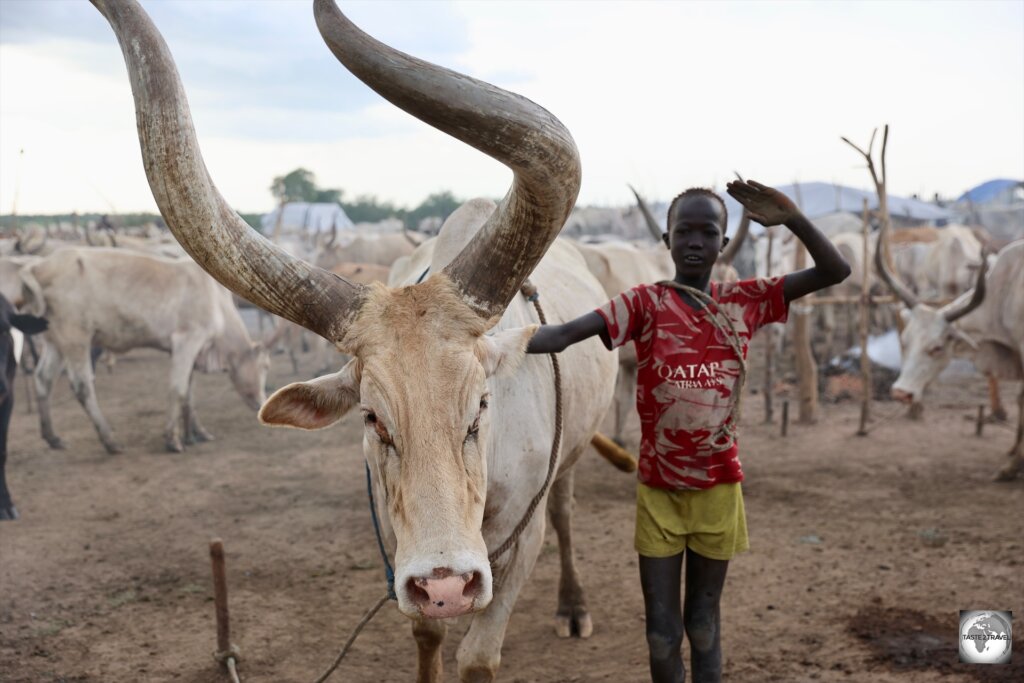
259, 360, 360, 430
476, 325, 538, 378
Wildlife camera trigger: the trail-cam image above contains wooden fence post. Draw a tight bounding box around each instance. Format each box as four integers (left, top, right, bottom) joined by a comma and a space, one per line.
857, 199, 872, 436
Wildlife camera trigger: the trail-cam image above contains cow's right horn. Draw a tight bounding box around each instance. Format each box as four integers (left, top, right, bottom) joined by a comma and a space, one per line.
90, 0, 365, 345
315, 0, 580, 322
942, 251, 989, 323
874, 229, 918, 308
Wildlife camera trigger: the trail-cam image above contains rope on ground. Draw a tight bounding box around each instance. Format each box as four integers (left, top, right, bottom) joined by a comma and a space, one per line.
312, 593, 391, 683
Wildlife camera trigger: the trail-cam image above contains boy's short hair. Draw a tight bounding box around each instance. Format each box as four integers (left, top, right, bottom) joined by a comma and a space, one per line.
666, 188, 728, 234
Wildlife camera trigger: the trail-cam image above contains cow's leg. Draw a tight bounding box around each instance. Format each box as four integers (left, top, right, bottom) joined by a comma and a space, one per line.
34, 341, 66, 450
65, 349, 121, 454
547, 468, 592, 639
994, 383, 1024, 482
0, 385, 17, 520
613, 363, 637, 447
184, 374, 214, 444
165, 335, 204, 452
987, 374, 1008, 422
456, 513, 547, 682
411, 616, 446, 683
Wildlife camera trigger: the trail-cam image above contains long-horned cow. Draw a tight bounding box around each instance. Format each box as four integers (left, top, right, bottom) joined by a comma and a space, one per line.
20, 248, 269, 454
92, 1, 617, 681
877, 235, 1024, 481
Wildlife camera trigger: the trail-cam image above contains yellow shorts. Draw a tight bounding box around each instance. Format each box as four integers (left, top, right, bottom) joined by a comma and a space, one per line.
634, 481, 749, 560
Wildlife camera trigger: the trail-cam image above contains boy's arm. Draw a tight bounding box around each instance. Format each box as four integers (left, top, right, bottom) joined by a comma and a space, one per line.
526, 311, 609, 354
726, 180, 852, 303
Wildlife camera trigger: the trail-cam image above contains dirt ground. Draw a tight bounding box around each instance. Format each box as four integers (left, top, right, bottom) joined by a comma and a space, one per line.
1, 341, 1021, 683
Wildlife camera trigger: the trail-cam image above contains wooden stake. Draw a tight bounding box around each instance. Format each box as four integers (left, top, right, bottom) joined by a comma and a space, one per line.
976, 405, 985, 437
781, 400, 789, 437
857, 199, 872, 437
210, 539, 231, 657
792, 243, 818, 424
209, 538, 240, 678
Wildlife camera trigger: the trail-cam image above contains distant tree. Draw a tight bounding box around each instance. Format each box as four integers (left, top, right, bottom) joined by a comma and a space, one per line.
342, 194, 403, 224
315, 188, 343, 204
406, 191, 460, 229
270, 168, 344, 205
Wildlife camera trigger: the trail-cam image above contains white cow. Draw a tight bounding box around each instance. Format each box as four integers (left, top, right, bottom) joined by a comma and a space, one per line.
877, 235, 1024, 480
19, 248, 269, 453
95, 3, 617, 683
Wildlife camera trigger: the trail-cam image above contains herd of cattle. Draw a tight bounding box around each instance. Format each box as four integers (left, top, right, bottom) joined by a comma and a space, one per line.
1, 0, 1020, 680
3, 193, 1021, 506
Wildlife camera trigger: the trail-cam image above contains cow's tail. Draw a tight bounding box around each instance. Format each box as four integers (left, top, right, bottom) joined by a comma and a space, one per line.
590, 432, 637, 473
18, 266, 47, 317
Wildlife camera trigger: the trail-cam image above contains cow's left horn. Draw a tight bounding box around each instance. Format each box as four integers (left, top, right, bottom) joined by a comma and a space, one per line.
943, 251, 989, 323
90, 0, 365, 344
315, 0, 580, 321
874, 228, 918, 308
628, 185, 665, 242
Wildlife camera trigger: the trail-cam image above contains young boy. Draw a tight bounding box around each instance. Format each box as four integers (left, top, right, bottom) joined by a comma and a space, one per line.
527, 179, 850, 682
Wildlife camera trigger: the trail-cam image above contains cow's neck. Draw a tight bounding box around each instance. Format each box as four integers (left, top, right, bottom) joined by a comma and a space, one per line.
213, 302, 253, 356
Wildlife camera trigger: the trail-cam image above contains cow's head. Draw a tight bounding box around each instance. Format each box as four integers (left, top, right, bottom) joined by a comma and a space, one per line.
92, 0, 579, 619
227, 341, 270, 411
875, 230, 988, 403
260, 279, 537, 617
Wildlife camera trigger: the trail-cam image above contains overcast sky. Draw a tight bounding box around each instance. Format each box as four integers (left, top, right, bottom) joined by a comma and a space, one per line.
1, 0, 1021, 215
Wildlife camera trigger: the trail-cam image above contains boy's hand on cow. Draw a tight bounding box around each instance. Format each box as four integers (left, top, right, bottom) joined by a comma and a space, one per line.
726, 180, 799, 227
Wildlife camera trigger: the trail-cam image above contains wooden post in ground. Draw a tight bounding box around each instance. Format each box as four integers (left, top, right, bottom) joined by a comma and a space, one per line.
781, 400, 789, 437
762, 229, 775, 423
857, 199, 872, 436
975, 405, 985, 437
792, 240, 818, 424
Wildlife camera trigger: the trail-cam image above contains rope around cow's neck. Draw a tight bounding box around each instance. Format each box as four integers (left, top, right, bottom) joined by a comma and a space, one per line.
657, 281, 748, 447
312, 280, 563, 682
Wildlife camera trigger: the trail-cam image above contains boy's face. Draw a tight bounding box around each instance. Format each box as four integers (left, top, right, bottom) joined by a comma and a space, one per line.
662, 195, 727, 277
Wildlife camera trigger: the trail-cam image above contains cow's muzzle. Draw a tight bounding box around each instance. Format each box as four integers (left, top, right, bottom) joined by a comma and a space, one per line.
891, 388, 914, 403
407, 568, 485, 619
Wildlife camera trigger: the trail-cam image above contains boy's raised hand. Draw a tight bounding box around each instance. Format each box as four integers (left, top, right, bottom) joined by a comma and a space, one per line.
725, 180, 798, 227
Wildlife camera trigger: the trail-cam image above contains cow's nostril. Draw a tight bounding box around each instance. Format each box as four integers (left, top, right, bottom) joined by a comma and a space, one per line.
407, 577, 430, 606
462, 571, 482, 600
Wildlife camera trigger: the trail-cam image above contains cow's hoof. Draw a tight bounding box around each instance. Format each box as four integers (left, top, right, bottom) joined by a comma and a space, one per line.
554, 608, 593, 639
0, 504, 18, 521
45, 437, 66, 450
993, 466, 1020, 482
191, 430, 215, 443
164, 439, 184, 454
105, 444, 124, 455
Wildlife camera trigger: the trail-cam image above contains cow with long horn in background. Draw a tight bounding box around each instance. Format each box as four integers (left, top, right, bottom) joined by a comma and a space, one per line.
876, 231, 1024, 481
91, 0, 617, 680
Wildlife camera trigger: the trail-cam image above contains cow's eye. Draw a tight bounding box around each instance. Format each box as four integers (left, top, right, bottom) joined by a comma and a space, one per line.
364, 410, 393, 446
927, 345, 944, 357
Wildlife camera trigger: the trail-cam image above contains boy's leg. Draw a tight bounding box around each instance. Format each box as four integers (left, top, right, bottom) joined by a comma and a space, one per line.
639, 553, 685, 683
683, 549, 729, 683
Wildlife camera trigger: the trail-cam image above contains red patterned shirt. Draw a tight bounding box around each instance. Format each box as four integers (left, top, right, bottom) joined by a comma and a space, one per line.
595, 278, 788, 490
